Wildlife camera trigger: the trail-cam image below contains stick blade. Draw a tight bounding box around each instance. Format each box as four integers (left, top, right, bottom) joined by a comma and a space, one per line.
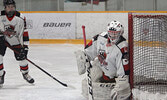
67, 84, 76, 89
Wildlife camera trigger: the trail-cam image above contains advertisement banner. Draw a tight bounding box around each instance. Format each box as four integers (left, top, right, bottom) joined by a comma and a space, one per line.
24, 13, 76, 39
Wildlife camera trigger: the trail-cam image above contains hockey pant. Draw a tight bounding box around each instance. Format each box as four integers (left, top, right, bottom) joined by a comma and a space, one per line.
0, 40, 29, 75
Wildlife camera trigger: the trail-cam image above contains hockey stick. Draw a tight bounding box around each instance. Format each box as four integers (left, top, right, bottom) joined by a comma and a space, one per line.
82, 25, 94, 100
5, 42, 75, 88
82, 26, 87, 47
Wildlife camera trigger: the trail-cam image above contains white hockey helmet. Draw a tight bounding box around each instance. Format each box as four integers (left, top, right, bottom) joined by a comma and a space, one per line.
107, 20, 124, 40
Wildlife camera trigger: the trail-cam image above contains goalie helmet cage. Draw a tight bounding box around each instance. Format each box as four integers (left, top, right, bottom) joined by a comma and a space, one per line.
128, 13, 167, 100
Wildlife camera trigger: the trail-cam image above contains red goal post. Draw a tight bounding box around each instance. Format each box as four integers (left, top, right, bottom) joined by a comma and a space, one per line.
128, 12, 167, 99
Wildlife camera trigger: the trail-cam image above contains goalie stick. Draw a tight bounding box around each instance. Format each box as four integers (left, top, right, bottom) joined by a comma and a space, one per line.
82, 25, 94, 100
4, 41, 75, 89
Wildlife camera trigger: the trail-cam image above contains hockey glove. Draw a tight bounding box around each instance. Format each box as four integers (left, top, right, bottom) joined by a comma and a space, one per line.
18, 46, 28, 60
19, 48, 26, 60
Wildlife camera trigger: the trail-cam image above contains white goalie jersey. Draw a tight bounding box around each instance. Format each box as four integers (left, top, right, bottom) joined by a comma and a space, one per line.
85, 32, 129, 79
0, 11, 26, 46
78, 32, 131, 100
76, 21, 131, 100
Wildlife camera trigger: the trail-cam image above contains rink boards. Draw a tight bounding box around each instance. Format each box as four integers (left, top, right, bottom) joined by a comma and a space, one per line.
21, 11, 167, 43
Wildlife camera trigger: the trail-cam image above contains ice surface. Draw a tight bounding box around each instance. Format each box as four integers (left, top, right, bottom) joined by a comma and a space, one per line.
0, 44, 86, 100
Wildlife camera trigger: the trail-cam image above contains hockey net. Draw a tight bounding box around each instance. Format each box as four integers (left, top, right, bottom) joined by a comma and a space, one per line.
128, 13, 167, 100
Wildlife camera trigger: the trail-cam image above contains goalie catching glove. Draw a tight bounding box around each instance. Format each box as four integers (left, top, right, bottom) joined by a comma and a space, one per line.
75, 50, 90, 75
110, 75, 131, 100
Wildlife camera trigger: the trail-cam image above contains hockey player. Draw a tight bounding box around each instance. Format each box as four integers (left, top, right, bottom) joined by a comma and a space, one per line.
75, 21, 131, 100
0, 0, 34, 86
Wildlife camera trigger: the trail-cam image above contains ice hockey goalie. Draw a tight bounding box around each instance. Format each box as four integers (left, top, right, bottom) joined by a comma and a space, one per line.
75, 21, 131, 100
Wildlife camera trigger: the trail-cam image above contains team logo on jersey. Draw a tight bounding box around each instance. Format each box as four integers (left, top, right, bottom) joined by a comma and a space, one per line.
4, 25, 16, 38
98, 50, 108, 67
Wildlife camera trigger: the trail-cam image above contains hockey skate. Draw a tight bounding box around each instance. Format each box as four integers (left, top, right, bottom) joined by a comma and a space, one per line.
22, 73, 34, 84
0, 71, 6, 87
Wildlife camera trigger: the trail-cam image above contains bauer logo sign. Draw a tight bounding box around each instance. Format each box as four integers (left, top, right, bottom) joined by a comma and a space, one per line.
43, 23, 71, 27
24, 13, 75, 39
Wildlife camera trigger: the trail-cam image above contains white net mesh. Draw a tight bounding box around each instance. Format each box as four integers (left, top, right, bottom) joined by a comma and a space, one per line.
129, 13, 167, 98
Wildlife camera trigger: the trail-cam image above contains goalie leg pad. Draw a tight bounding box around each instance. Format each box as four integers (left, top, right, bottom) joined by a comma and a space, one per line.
110, 75, 131, 100
82, 78, 115, 100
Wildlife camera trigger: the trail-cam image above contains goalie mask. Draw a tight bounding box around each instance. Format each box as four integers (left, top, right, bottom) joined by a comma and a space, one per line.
107, 21, 124, 41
